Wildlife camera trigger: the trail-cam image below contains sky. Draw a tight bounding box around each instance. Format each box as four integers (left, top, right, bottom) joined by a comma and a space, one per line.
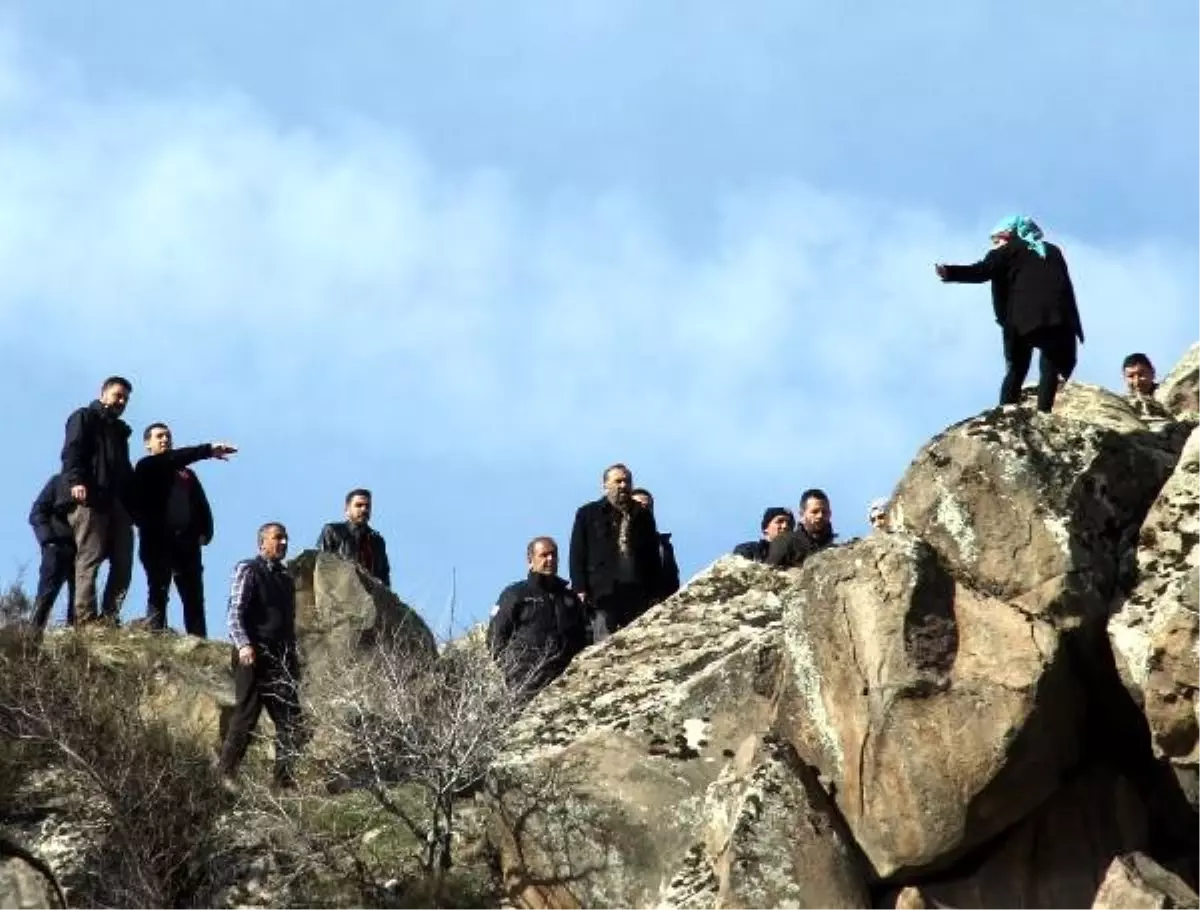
0, 1, 1196, 640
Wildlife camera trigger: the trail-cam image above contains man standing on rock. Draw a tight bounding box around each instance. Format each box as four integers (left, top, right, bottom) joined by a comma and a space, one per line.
316, 488, 392, 588
59, 376, 136, 626
488, 536, 588, 700
219, 522, 304, 790
131, 424, 237, 637
733, 507, 795, 562
936, 215, 1084, 414
569, 463, 664, 643
767, 489, 836, 569
28, 473, 76, 631
631, 487, 681, 604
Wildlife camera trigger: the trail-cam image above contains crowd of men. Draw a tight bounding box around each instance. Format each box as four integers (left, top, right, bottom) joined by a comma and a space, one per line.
19, 340, 1176, 787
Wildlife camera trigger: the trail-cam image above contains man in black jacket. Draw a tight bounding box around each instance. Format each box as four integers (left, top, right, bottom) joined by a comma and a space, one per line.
569, 463, 664, 642
218, 522, 303, 789
487, 536, 587, 700
131, 423, 237, 637
59, 376, 135, 624
767, 489, 836, 569
28, 474, 76, 631
936, 215, 1084, 414
316, 488, 392, 588
631, 488, 681, 603
733, 507, 794, 563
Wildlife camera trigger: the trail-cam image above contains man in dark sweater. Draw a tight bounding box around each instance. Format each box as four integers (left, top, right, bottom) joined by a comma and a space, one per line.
131, 423, 237, 637
316, 488, 392, 588
218, 522, 303, 789
487, 536, 587, 701
569, 463, 664, 642
59, 376, 135, 624
733, 507, 795, 563
28, 474, 76, 631
767, 489, 837, 569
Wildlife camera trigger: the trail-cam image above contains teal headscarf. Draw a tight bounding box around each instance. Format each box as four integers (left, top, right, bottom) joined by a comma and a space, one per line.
991, 214, 1046, 258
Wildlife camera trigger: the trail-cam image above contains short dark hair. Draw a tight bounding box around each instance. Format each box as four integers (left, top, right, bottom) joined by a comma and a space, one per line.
602, 463, 631, 483
345, 488, 372, 505
799, 488, 830, 509
631, 487, 654, 508
526, 536, 557, 560
257, 521, 287, 545
101, 375, 133, 393
142, 422, 169, 441
1122, 352, 1154, 372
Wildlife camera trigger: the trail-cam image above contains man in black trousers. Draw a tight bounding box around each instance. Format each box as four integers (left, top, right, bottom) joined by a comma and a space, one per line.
131, 423, 237, 637
569, 463, 664, 643
28, 474, 76, 631
936, 214, 1084, 414
218, 522, 304, 790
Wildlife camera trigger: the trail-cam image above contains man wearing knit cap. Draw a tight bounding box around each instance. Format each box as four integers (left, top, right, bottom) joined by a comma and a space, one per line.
733, 507, 795, 563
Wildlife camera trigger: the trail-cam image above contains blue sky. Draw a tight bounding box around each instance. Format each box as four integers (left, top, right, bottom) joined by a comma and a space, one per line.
1, 2, 1196, 640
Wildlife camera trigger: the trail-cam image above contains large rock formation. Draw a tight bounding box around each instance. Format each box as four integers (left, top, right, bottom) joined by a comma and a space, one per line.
0, 837, 64, 910
488, 559, 871, 909
1109, 428, 1200, 806
1092, 852, 1200, 910
1157, 342, 1200, 420
776, 533, 1084, 878
488, 366, 1200, 909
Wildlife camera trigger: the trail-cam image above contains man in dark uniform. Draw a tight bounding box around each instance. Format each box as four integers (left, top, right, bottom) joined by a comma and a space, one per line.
488, 536, 587, 701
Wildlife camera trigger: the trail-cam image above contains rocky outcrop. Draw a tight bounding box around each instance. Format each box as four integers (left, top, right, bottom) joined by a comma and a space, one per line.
890, 383, 1186, 631
488, 559, 871, 909
1109, 428, 1200, 805
776, 533, 1083, 878
488, 360, 1200, 908
1092, 852, 1200, 909
1157, 343, 1200, 420
290, 549, 437, 686
903, 766, 1149, 908
0, 837, 64, 910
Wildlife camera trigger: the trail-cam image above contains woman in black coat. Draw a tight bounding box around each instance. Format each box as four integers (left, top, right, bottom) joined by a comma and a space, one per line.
936, 215, 1085, 413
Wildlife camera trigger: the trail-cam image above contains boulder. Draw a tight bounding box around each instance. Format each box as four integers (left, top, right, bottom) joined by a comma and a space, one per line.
1093, 852, 1200, 910
890, 383, 1185, 630
909, 766, 1149, 908
1157, 343, 1200, 420
0, 838, 64, 910
1109, 428, 1200, 801
487, 558, 870, 909
775, 532, 1082, 878
289, 550, 437, 686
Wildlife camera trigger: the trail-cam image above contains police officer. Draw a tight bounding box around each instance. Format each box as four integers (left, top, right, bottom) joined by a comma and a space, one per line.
488, 536, 587, 701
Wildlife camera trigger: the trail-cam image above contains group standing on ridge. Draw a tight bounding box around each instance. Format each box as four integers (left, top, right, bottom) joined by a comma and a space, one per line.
18, 213, 1184, 785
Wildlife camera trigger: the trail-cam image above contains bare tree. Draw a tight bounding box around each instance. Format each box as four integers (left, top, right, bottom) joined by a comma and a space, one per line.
243, 628, 560, 906
0, 632, 231, 908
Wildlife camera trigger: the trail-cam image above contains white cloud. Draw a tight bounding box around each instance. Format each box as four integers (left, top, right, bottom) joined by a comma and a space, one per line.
0, 20, 1195, 524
